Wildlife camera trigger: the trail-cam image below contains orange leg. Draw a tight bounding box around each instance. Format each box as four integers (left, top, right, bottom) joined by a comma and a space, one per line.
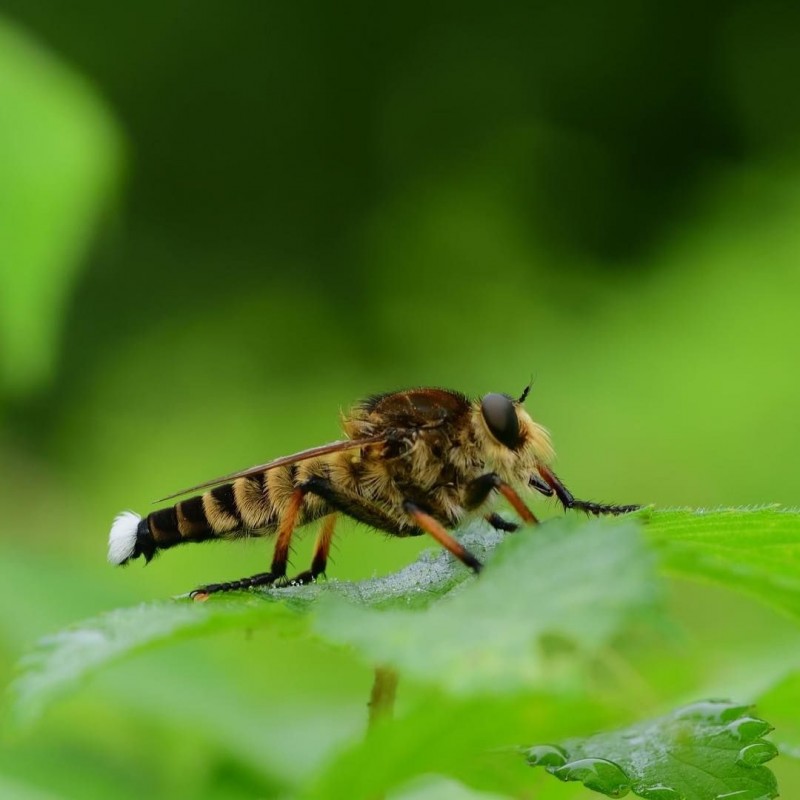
404, 502, 482, 573
496, 482, 539, 524
271, 488, 306, 576
286, 513, 337, 585
465, 472, 539, 524
191, 487, 306, 598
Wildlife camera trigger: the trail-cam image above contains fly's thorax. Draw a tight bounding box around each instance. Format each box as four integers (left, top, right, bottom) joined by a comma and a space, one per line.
334, 428, 468, 522
405, 427, 457, 485
323, 448, 405, 509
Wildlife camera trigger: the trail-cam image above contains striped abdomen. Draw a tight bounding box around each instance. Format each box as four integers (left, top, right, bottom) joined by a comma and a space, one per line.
127, 466, 330, 563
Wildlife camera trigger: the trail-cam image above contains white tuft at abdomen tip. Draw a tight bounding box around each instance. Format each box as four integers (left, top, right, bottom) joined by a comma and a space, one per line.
108, 511, 142, 564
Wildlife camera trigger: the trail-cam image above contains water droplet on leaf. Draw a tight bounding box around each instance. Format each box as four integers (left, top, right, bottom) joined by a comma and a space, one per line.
736, 741, 779, 767
715, 789, 774, 799
525, 744, 568, 767
726, 716, 773, 741
637, 785, 684, 799
674, 700, 751, 724
552, 757, 632, 797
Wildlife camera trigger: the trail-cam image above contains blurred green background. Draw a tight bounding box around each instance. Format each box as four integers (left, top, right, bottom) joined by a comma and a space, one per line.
1, 1, 799, 797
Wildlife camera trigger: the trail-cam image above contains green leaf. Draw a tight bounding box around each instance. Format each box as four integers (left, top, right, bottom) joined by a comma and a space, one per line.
316, 516, 658, 694
8, 599, 301, 728
0, 774, 61, 800
0, 16, 121, 397
303, 690, 614, 800
7, 524, 506, 726
756, 672, 800, 759
390, 775, 511, 800
525, 700, 779, 800
644, 507, 800, 619
10, 517, 657, 726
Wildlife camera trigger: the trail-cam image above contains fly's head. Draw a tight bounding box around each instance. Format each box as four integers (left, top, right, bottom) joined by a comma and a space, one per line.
473, 390, 555, 485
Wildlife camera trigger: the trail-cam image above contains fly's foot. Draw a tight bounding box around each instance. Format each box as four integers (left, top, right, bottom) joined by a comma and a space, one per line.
571, 501, 641, 516
284, 569, 316, 586
485, 512, 520, 533
284, 568, 329, 586
189, 571, 279, 599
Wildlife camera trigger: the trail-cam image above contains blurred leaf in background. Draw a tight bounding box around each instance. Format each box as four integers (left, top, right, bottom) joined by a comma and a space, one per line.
0, 0, 799, 798
0, 16, 121, 400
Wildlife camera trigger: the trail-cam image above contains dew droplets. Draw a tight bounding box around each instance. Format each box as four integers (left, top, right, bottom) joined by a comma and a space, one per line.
551, 757, 632, 797
714, 789, 775, 799
524, 701, 777, 800
726, 716, 773, 742
674, 700, 752, 724
636, 785, 684, 800
736, 741, 779, 767
524, 743, 568, 767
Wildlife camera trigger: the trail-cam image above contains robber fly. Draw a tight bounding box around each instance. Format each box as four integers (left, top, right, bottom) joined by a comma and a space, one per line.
108, 386, 638, 596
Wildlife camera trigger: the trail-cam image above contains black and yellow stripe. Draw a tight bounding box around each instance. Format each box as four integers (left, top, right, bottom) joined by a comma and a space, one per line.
133, 465, 329, 561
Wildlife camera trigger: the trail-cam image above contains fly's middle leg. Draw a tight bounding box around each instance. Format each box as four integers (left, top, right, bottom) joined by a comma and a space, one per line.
285, 514, 337, 585
464, 472, 539, 524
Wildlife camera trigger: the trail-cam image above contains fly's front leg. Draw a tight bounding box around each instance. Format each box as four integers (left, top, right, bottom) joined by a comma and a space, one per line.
529, 474, 554, 497
536, 465, 640, 516
465, 473, 539, 524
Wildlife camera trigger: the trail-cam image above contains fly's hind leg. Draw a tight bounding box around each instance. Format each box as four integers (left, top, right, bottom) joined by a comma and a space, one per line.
190, 487, 305, 598
279, 475, 425, 580
537, 465, 640, 515
190, 572, 276, 596
286, 514, 337, 585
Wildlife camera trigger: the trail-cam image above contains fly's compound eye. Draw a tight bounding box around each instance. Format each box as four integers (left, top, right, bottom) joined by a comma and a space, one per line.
480, 393, 521, 449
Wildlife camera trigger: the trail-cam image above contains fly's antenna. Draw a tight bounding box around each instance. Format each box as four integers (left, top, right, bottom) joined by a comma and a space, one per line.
518, 377, 534, 404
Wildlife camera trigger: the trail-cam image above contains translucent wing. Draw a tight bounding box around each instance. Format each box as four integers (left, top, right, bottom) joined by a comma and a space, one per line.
154, 435, 388, 502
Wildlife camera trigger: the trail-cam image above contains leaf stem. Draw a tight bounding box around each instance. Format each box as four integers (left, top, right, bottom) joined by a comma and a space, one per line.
367, 665, 399, 730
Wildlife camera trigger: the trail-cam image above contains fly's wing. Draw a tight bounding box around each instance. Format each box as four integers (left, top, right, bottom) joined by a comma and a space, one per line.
158, 388, 473, 502
154, 435, 388, 502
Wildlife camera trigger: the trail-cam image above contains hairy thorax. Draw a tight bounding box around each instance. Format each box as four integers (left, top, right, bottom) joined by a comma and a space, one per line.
331, 388, 554, 529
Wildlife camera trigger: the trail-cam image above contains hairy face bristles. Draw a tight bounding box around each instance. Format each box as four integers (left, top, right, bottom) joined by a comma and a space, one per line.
108, 511, 142, 564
